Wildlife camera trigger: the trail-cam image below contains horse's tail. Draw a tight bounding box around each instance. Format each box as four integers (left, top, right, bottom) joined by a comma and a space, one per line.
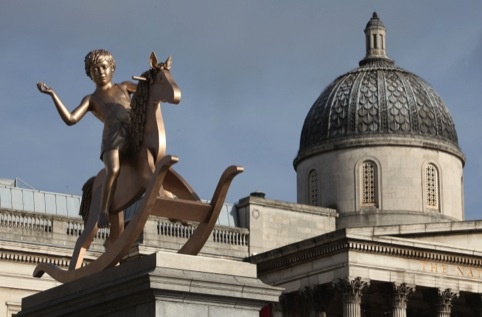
79, 176, 96, 223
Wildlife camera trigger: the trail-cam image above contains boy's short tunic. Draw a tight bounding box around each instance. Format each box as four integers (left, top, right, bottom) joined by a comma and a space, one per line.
92, 85, 132, 160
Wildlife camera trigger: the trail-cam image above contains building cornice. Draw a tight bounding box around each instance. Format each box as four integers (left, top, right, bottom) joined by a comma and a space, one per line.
236, 195, 337, 217
294, 135, 466, 169
251, 230, 482, 275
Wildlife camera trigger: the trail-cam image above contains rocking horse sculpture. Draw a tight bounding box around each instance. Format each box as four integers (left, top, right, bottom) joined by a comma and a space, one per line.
34, 51, 243, 283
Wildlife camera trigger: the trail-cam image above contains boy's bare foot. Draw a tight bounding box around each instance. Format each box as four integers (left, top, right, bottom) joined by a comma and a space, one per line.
98, 211, 110, 228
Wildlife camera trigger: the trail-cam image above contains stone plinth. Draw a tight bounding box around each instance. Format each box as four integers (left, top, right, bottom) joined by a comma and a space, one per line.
18, 252, 282, 317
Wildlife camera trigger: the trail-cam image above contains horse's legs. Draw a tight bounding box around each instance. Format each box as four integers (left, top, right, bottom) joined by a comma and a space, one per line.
105, 211, 124, 250
69, 212, 99, 270
69, 175, 104, 270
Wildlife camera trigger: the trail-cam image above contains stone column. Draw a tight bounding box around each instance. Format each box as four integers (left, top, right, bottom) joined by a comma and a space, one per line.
271, 295, 285, 317
437, 288, 459, 317
391, 283, 414, 317
334, 277, 369, 317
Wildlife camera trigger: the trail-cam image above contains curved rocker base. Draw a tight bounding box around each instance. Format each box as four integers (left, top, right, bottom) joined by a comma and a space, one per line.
33, 156, 243, 284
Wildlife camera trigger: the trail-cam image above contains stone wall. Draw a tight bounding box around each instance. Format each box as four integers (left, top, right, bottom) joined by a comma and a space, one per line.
237, 195, 337, 256
296, 144, 464, 227
0, 208, 251, 316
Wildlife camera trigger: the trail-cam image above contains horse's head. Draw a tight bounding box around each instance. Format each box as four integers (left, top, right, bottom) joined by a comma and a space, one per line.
129, 53, 181, 155
134, 52, 181, 105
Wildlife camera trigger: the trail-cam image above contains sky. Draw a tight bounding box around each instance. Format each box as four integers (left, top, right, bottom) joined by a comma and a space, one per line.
1, 1, 482, 219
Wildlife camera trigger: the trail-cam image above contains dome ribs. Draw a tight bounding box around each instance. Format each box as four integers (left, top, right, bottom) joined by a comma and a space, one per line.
377, 69, 389, 133
297, 64, 461, 159
398, 71, 419, 134
408, 76, 433, 136
357, 70, 379, 133
348, 71, 365, 135
299, 80, 336, 150
328, 74, 355, 139
385, 70, 411, 133
320, 80, 339, 141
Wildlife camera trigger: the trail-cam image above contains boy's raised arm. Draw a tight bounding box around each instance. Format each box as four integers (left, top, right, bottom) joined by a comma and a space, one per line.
37, 82, 90, 126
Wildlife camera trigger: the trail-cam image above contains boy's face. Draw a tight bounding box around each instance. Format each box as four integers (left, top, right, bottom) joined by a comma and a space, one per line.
90, 59, 114, 86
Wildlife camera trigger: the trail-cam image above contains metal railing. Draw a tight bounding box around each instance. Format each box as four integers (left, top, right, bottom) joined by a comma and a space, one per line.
0, 185, 242, 229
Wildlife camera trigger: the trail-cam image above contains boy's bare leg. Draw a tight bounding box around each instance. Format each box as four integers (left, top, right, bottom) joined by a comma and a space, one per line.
99, 149, 120, 227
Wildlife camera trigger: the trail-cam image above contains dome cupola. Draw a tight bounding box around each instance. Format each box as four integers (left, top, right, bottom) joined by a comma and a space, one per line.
361, 12, 391, 64
295, 12, 463, 167
295, 13, 465, 228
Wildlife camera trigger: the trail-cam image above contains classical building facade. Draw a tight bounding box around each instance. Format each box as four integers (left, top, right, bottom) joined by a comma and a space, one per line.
1, 12, 481, 317
250, 13, 482, 317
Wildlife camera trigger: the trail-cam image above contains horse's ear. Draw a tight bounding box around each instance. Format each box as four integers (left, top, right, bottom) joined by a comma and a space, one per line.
164, 56, 172, 70
149, 52, 159, 69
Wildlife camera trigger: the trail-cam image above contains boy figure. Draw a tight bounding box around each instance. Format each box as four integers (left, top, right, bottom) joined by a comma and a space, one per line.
37, 49, 136, 227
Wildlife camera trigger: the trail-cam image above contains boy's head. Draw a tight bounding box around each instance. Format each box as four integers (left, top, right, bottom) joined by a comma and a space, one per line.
84, 49, 116, 79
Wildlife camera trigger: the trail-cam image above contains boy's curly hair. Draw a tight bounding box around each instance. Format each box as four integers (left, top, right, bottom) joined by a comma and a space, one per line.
84, 49, 116, 79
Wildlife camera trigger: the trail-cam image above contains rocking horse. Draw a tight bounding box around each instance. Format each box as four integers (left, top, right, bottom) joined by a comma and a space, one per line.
33, 52, 243, 283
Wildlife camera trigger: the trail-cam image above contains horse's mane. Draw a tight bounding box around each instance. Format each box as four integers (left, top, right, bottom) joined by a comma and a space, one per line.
129, 69, 152, 153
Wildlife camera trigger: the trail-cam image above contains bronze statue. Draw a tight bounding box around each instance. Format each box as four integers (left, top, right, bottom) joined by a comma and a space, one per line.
34, 51, 243, 283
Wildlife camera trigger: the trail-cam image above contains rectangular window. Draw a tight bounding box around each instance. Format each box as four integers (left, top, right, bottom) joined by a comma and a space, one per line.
426, 164, 439, 210
309, 170, 319, 206
361, 161, 377, 206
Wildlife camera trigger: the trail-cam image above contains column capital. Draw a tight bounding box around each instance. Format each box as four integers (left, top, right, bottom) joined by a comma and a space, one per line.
392, 283, 415, 309
334, 277, 370, 304
438, 288, 459, 314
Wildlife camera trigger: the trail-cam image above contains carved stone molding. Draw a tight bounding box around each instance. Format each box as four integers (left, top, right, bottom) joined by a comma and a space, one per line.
0, 250, 72, 268
255, 239, 347, 273
256, 237, 482, 275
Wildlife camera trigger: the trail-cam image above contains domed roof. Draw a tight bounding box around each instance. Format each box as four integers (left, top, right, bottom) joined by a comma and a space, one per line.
295, 13, 463, 166
365, 12, 385, 29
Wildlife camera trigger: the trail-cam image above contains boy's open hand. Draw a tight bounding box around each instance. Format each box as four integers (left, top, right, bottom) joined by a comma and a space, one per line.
36, 82, 53, 95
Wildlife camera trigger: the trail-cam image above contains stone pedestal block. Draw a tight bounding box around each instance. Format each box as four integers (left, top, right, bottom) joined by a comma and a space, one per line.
18, 252, 282, 317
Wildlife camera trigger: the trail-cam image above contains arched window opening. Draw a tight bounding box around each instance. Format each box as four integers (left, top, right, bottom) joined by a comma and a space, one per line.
425, 164, 440, 210
361, 160, 378, 207
308, 169, 319, 206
